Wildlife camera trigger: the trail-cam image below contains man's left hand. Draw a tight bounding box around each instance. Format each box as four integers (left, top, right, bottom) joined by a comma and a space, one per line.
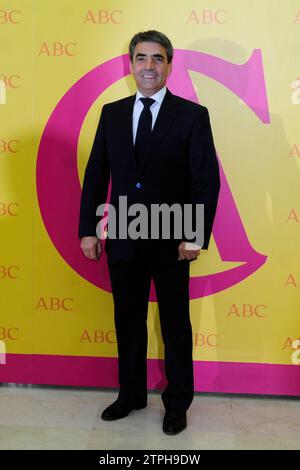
178, 241, 201, 261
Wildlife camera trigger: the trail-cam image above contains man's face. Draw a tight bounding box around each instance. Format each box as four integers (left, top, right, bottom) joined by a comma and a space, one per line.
130, 41, 172, 96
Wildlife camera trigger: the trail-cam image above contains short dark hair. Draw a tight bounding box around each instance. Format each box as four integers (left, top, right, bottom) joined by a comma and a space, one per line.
129, 30, 173, 64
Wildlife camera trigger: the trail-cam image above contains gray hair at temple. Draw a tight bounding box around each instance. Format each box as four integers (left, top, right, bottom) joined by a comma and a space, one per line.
129, 30, 174, 64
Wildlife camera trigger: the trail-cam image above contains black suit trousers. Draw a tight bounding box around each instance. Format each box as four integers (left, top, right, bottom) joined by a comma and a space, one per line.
107, 240, 194, 412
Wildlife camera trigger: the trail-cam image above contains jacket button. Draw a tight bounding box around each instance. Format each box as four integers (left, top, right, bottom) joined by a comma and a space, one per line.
136, 182, 142, 189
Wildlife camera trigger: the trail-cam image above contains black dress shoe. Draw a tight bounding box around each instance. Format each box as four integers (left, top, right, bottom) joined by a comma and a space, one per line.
162, 409, 187, 435
101, 398, 147, 421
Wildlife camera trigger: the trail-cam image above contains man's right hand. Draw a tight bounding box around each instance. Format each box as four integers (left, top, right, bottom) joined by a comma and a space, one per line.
80, 236, 102, 261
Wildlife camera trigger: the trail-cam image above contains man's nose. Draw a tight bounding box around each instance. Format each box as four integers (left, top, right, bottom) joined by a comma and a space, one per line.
144, 57, 155, 68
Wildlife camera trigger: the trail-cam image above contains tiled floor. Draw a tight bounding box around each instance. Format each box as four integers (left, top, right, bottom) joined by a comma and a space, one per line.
0, 384, 299, 450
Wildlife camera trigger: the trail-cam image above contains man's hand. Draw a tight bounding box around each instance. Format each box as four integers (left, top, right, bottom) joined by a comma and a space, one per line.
80, 236, 102, 261
178, 241, 201, 261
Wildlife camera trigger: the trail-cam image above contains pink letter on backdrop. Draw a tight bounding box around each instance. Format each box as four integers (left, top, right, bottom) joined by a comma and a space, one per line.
36, 49, 269, 299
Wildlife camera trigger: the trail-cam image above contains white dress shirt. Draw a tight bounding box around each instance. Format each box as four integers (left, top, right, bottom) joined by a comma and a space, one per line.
132, 86, 167, 144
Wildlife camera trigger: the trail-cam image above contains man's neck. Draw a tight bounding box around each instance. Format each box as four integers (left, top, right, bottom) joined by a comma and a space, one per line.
136, 86, 167, 98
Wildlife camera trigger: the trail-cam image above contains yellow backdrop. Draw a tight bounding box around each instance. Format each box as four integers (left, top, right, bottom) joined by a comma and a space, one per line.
0, 0, 300, 393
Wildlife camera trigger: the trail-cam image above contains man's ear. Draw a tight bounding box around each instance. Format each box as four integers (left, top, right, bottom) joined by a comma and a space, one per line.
129, 61, 133, 74
167, 61, 172, 77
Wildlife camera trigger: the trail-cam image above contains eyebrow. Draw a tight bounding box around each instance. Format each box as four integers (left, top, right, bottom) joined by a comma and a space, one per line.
135, 53, 165, 60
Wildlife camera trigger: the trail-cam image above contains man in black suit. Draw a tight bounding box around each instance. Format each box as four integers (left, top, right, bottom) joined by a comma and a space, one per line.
79, 30, 220, 435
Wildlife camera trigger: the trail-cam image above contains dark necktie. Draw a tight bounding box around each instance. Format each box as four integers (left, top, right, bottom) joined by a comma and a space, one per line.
134, 97, 155, 169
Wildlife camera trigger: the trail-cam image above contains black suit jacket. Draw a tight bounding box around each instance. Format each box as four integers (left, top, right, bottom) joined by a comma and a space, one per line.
79, 88, 220, 261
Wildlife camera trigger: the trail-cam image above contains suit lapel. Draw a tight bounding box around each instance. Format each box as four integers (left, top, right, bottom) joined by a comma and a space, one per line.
117, 94, 137, 171
118, 89, 180, 176
151, 89, 179, 145
138, 89, 180, 176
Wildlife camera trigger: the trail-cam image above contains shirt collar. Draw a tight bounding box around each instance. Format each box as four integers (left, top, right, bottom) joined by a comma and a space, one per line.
135, 86, 167, 105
